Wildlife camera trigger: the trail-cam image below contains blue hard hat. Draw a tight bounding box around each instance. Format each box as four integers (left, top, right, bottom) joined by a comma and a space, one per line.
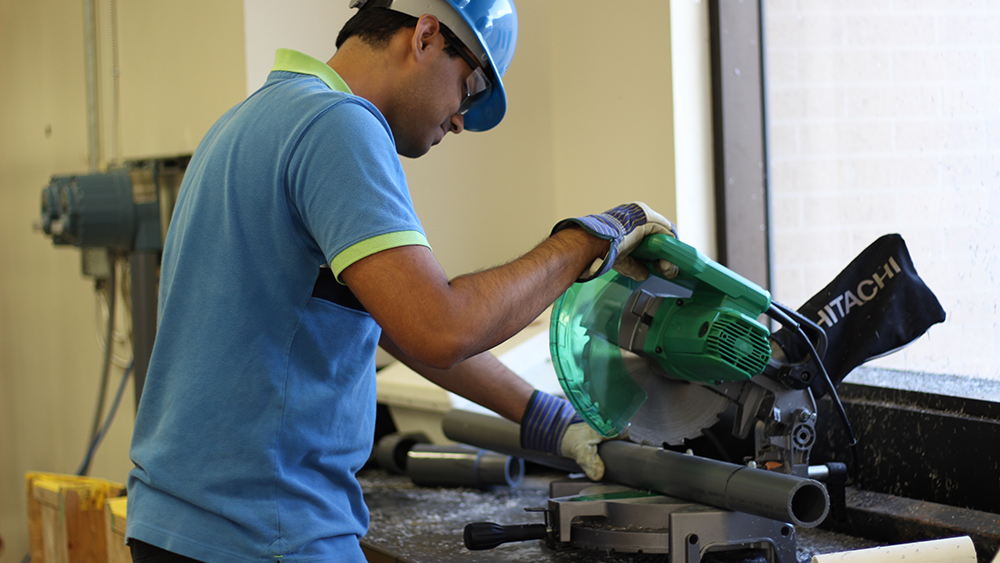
350, 0, 518, 131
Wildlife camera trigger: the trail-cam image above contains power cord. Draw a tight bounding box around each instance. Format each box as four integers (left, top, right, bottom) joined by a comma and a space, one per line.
89, 254, 117, 448
76, 359, 134, 476
767, 300, 862, 487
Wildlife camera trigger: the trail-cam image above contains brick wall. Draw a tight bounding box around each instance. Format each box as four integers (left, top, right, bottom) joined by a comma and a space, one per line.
764, 0, 999, 379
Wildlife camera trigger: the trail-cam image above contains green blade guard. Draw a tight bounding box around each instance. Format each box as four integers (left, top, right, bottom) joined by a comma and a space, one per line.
549, 271, 645, 437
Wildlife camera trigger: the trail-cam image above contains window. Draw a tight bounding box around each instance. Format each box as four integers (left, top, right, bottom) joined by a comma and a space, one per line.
764, 1, 999, 380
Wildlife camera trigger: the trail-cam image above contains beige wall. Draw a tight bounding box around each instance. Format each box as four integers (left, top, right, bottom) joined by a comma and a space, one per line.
0, 1, 712, 560
115, 2, 247, 160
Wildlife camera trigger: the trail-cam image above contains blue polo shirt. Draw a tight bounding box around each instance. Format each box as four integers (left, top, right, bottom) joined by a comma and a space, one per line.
126, 49, 428, 563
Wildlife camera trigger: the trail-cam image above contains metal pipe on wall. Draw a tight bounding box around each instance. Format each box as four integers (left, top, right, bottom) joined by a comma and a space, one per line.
130, 251, 158, 408
83, 0, 101, 171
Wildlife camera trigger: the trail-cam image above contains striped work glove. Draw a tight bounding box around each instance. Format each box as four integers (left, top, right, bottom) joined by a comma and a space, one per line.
520, 390, 606, 481
552, 202, 678, 282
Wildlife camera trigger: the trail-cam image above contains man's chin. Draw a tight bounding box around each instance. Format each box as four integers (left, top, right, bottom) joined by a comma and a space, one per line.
396, 138, 436, 159
397, 147, 431, 159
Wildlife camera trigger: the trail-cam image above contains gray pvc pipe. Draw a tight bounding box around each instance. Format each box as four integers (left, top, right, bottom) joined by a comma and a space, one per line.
441, 409, 584, 473
375, 432, 430, 474
442, 409, 830, 528
406, 444, 524, 488
597, 440, 830, 528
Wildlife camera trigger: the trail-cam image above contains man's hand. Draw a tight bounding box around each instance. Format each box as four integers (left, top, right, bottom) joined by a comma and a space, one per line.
520, 390, 606, 480
558, 421, 606, 481
551, 202, 679, 281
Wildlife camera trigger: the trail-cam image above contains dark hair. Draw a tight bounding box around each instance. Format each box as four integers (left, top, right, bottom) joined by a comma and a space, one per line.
335, 6, 463, 59
336, 7, 417, 49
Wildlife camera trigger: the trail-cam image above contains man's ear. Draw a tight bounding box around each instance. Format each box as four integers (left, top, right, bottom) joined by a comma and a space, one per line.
410, 14, 443, 63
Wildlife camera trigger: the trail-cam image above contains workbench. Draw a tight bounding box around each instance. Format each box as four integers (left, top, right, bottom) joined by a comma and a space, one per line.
359, 468, 879, 563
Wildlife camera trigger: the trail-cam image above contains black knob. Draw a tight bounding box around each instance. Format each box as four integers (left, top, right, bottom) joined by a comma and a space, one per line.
463, 522, 548, 550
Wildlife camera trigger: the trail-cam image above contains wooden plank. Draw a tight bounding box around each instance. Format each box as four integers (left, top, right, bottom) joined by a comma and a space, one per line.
25, 473, 126, 563
38, 491, 67, 563
105, 498, 130, 563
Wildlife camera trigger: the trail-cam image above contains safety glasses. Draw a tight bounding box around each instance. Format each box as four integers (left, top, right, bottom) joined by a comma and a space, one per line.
440, 27, 491, 115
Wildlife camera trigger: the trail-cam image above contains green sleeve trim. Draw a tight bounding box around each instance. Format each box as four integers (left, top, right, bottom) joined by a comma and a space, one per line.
272, 48, 353, 94
330, 231, 431, 283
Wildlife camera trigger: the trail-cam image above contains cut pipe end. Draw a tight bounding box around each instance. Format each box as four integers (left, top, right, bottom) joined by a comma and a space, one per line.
789, 480, 830, 528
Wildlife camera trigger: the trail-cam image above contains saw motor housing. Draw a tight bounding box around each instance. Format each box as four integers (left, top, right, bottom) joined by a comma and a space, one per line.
619, 282, 771, 384
626, 234, 771, 382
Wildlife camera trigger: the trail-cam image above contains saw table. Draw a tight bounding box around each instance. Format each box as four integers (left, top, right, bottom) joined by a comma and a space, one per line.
358, 468, 878, 563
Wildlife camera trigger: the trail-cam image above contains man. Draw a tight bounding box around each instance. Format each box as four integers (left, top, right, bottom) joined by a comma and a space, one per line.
125, 1, 677, 563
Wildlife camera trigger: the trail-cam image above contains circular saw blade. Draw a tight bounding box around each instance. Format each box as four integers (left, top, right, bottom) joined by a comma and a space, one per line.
619, 351, 733, 447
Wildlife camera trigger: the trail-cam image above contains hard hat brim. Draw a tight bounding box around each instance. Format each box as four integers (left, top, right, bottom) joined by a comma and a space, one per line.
461, 73, 506, 132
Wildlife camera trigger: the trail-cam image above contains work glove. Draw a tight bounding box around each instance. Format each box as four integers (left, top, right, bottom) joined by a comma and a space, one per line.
520, 390, 606, 481
552, 202, 679, 282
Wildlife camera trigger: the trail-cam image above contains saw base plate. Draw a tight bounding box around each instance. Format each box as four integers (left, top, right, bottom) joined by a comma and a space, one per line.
547, 480, 797, 562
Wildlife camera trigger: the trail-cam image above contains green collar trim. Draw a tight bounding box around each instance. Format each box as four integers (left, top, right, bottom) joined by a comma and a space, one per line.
271, 48, 353, 94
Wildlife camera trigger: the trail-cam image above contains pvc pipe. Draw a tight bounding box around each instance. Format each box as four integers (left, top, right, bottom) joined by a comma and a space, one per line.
811, 536, 977, 563
375, 432, 430, 474
442, 409, 583, 472
598, 440, 828, 528
442, 409, 830, 527
406, 444, 524, 488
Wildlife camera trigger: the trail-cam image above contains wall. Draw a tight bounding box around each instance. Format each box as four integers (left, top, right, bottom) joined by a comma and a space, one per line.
670, 0, 716, 254
243, 0, 355, 96
550, 4, 677, 227
0, 1, 712, 560
114, 2, 247, 160
0, 1, 105, 558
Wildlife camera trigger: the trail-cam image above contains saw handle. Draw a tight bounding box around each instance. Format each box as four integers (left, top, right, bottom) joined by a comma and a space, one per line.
463, 522, 547, 550
632, 232, 709, 275
633, 233, 771, 313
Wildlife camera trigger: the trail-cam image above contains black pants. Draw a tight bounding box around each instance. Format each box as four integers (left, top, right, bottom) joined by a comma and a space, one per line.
130, 540, 205, 563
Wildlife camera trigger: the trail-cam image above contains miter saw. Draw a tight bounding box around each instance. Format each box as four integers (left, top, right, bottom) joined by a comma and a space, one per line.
455, 233, 945, 562
549, 234, 829, 478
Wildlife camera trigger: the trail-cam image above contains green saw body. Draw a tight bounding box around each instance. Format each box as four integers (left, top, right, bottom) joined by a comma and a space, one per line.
550, 234, 773, 437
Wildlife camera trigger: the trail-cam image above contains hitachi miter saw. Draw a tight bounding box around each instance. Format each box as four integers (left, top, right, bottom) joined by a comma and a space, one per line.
551, 234, 827, 474
459, 233, 944, 562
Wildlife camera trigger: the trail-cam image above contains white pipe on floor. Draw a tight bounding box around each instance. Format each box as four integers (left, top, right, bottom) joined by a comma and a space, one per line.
812, 536, 976, 563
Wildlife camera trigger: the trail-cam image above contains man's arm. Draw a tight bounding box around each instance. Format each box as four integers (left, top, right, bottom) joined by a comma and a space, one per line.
378, 323, 607, 480
342, 226, 605, 370
378, 335, 534, 423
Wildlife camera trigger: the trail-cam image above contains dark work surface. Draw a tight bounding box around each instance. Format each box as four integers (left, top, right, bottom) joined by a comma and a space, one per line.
359, 468, 880, 563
